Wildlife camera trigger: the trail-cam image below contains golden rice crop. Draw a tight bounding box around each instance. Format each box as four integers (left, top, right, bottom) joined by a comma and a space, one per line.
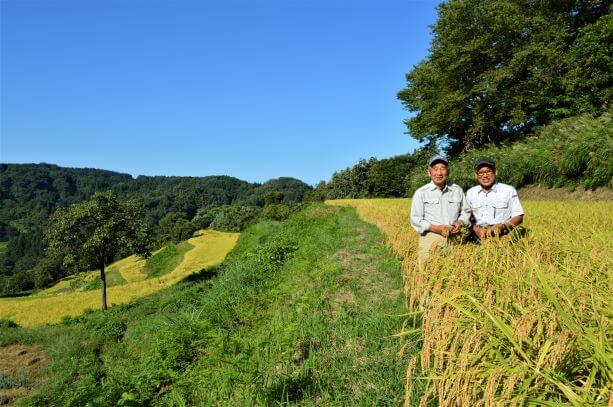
329, 198, 612, 406
0, 230, 239, 327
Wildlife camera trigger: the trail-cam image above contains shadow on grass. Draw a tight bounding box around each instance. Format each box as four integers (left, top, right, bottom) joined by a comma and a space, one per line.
180, 266, 221, 284
264, 369, 313, 405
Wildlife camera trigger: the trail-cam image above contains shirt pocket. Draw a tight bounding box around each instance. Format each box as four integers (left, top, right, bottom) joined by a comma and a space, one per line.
493, 198, 510, 220
446, 196, 462, 216
423, 196, 440, 218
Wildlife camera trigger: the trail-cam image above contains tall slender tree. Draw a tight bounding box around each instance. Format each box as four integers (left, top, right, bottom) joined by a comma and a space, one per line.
45, 191, 152, 310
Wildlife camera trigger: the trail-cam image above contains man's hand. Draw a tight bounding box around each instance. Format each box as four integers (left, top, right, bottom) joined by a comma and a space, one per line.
428, 224, 453, 237
449, 220, 462, 235
491, 223, 505, 236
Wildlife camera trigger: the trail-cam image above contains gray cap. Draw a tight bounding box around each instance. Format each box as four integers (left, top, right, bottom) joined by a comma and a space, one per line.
428, 154, 448, 167
475, 157, 496, 170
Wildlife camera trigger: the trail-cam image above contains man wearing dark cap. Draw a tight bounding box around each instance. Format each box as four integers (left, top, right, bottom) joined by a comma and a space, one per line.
410, 154, 470, 265
466, 157, 524, 239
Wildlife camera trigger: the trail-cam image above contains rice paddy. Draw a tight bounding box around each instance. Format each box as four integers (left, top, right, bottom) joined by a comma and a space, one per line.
328, 198, 612, 406
0, 230, 239, 327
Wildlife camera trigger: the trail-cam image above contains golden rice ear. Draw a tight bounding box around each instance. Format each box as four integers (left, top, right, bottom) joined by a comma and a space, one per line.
328, 198, 609, 406
441, 227, 450, 238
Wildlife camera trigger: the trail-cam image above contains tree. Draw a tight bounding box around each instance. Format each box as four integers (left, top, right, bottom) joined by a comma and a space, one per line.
45, 191, 152, 310
158, 212, 196, 243
398, 0, 611, 155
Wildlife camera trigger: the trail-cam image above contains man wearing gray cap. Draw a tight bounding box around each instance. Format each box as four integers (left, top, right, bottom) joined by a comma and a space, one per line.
410, 154, 470, 265
466, 157, 524, 239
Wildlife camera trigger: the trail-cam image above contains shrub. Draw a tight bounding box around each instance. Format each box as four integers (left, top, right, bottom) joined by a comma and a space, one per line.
0, 318, 19, 329
209, 206, 260, 232
158, 212, 196, 243
261, 204, 291, 221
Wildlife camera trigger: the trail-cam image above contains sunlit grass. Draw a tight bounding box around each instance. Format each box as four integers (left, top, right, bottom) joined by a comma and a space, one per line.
0, 230, 239, 327
328, 198, 613, 406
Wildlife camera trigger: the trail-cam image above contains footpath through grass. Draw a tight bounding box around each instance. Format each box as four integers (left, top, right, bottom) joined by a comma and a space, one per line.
0, 204, 413, 406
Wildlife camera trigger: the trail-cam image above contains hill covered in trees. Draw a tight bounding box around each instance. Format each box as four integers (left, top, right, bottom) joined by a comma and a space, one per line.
0, 164, 312, 295
312, 111, 612, 200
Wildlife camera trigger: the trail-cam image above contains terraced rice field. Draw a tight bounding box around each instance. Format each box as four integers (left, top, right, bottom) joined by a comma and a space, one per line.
0, 230, 239, 327
328, 198, 612, 406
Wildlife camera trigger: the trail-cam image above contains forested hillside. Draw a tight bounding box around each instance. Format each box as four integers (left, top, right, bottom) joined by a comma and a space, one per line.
0, 164, 311, 295
313, 112, 612, 199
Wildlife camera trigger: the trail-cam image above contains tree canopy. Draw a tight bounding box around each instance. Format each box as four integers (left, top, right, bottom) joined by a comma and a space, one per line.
398, 0, 611, 155
45, 191, 153, 309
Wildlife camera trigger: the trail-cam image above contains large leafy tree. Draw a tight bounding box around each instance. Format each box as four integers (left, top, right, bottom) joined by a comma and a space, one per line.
45, 191, 152, 310
398, 0, 611, 155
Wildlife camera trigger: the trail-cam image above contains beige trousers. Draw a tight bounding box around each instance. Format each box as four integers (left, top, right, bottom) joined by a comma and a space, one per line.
418, 232, 457, 265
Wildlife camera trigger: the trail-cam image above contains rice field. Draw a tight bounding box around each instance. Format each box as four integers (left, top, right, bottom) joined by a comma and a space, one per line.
328, 198, 612, 406
0, 230, 239, 327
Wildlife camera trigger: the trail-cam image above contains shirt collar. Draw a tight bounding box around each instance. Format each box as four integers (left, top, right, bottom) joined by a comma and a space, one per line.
478, 181, 499, 194
428, 181, 449, 192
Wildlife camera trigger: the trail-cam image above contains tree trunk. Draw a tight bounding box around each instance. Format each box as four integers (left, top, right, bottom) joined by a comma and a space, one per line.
100, 263, 108, 310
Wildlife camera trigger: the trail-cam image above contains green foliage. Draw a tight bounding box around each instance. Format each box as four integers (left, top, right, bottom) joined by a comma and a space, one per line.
264, 191, 285, 205
83, 267, 127, 291
398, 0, 611, 153
0, 230, 48, 295
45, 191, 153, 309
315, 148, 435, 200
0, 165, 311, 294
2, 204, 413, 405
261, 203, 291, 221
236, 177, 312, 207
158, 212, 196, 243
208, 205, 261, 232
0, 318, 19, 329
144, 241, 193, 279
406, 112, 613, 194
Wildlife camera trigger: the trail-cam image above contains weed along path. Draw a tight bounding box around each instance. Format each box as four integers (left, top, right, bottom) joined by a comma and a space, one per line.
0, 230, 239, 327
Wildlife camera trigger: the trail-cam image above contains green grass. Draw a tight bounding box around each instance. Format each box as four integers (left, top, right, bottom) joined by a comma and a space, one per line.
144, 241, 194, 279
83, 267, 128, 291
0, 204, 417, 406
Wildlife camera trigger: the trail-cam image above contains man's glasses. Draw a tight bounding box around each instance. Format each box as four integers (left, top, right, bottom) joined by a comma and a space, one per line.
476, 169, 494, 176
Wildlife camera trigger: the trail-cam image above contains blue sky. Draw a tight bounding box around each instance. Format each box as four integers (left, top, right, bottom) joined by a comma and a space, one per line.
1, 0, 440, 186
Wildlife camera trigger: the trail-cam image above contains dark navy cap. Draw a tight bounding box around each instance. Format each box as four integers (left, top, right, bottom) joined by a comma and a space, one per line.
475, 157, 496, 170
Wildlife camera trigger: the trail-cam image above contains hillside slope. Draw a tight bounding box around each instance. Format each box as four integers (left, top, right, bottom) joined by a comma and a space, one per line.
0, 230, 239, 327
0, 204, 414, 405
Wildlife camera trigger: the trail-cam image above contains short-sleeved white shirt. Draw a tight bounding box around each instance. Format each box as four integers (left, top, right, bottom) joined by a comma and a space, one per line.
466, 182, 524, 226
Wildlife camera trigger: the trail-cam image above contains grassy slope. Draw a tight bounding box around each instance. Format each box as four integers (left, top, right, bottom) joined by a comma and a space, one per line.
144, 241, 194, 280
0, 230, 238, 326
0, 204, 414, 406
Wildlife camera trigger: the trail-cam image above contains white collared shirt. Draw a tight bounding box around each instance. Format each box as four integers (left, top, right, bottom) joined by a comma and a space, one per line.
410, 181, 470, 235
466, 182, 524, 226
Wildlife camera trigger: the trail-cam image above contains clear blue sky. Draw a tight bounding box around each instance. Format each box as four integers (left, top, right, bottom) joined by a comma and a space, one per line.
1, 0, 440, 186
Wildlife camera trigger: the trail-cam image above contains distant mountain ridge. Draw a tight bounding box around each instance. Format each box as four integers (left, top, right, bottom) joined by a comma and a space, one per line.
0, 163, 312, 234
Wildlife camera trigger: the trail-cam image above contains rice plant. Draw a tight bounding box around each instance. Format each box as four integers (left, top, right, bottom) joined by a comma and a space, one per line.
329, 198, 612, 406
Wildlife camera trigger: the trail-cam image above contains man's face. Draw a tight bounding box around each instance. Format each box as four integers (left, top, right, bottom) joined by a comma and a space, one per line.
475, 165, 498, 189
428, 163, 449, 188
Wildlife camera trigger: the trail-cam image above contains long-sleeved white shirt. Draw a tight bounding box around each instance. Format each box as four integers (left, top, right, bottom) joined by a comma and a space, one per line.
410, 181, 470, 235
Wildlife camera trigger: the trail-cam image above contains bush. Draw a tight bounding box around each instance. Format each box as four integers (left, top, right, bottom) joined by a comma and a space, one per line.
209, 206, 260, 232
0, 318, 19, 329
261, 204, 291, 221
159, 212, 195, 243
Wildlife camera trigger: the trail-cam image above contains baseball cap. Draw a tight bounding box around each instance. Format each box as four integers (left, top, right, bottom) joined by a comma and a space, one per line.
428, 154, 448, 167
475, 157, 496, 170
